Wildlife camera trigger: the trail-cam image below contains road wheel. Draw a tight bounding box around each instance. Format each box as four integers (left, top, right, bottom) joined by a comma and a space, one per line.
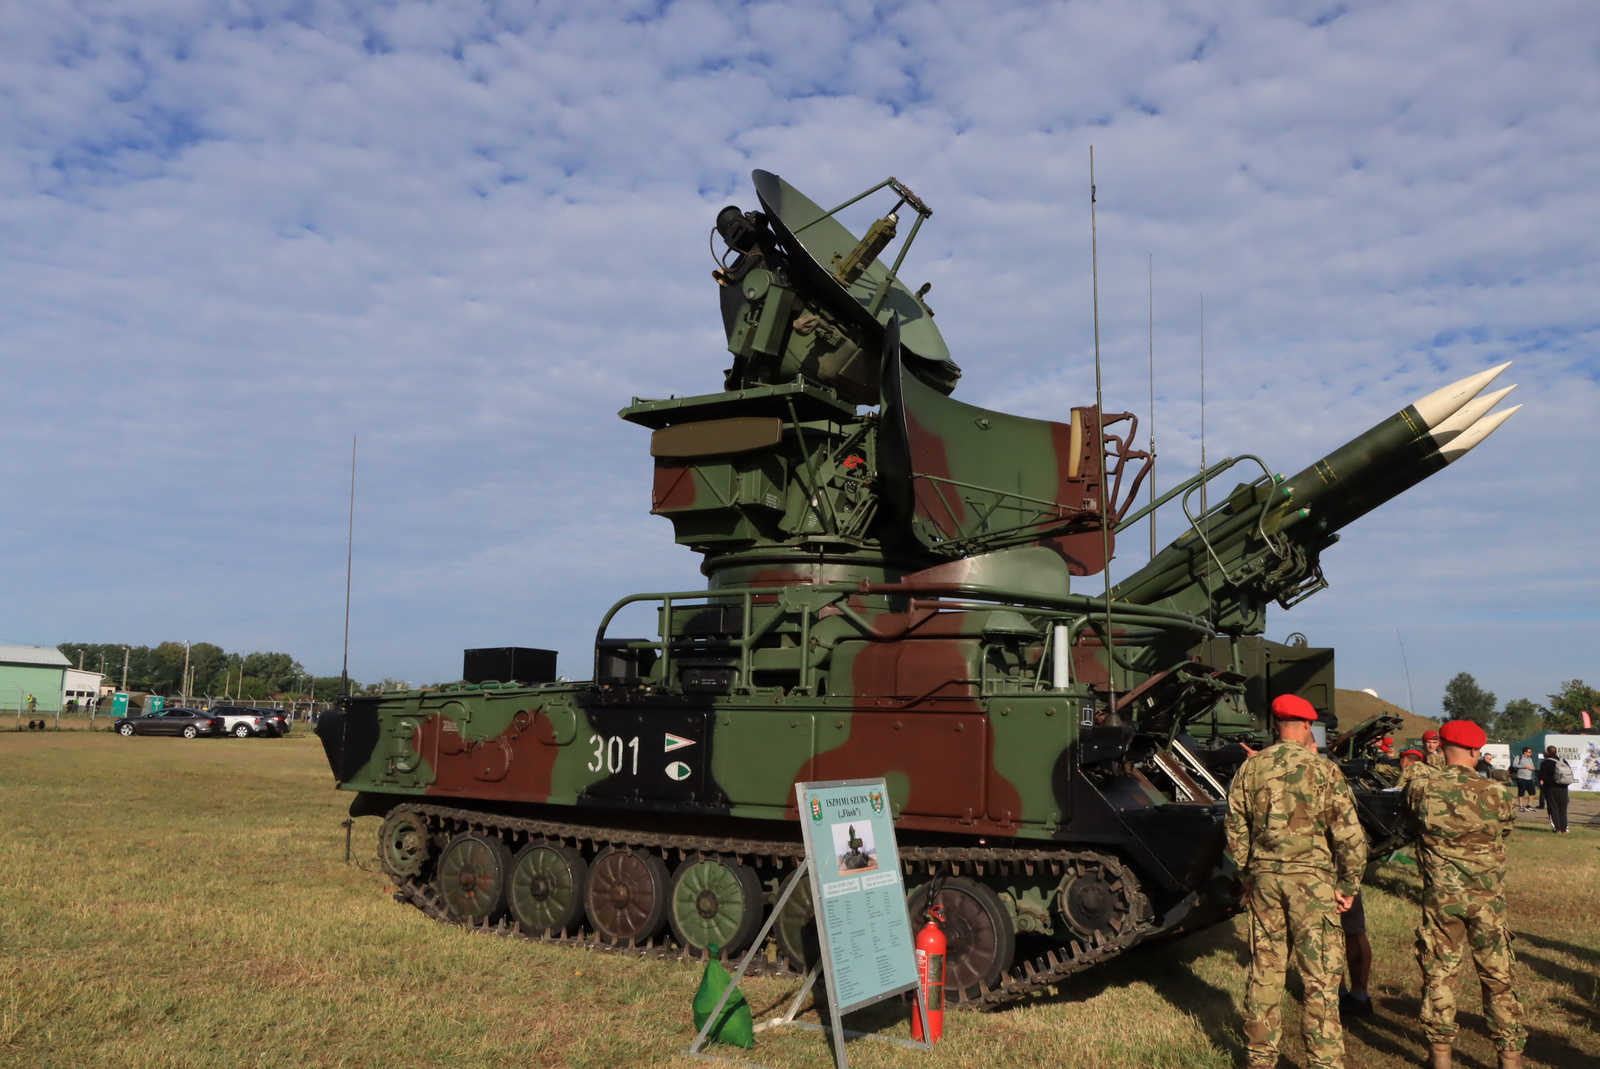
668, 856, 763, 956
1056, 854, 1145, 939
773, 868, 819, 971
507, 842, 588, 935
182, 725, 198, 739
377, 809, 432, 880
118, 723, 135, 737
585, 848, 670, 944
234, 724, 251, 738
435, 833, 512, 924
907, 876, 1015, 1001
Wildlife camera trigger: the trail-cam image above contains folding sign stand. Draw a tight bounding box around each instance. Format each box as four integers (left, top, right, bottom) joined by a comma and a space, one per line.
686, 779, 933, 1069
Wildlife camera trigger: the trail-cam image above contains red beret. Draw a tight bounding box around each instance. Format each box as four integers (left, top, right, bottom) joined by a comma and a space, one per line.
1399, 748, 1424, 760
1422, 730, 1439, 741
1379, 736, 1394, 752
1271, 694, 1318, 721
1439, 720, 1487, 749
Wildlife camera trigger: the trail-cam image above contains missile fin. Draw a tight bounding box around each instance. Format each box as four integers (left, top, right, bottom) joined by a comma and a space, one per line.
1411, 362, 1512, 428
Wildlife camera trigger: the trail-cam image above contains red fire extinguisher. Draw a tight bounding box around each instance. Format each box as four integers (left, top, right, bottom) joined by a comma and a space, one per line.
912, 903, 946, 1044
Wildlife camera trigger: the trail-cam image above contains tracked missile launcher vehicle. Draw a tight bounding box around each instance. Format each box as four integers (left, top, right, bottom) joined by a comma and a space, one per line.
317, 170, 1519, 1009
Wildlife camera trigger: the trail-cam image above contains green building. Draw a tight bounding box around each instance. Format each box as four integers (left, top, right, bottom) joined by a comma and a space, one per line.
0, 645, 70, 714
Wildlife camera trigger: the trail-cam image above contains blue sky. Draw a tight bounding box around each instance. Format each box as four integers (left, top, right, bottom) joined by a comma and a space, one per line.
2, 1, 1595, 714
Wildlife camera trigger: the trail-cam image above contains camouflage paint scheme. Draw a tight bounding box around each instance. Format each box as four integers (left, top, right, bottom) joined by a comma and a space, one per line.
317, 169, 1502, 963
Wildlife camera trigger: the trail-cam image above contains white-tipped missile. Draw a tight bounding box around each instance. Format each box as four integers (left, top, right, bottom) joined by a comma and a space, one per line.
1308, 403, 1522, 530
1292, 374, 1516, 512
1429, 384, 1516, 449
1283, 361, 1513, 508
1411, 361, 1512, 428
1440, 403, 1520, 462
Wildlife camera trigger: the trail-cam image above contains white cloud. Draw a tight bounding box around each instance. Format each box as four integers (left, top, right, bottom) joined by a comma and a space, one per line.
0, 0, 1594, 711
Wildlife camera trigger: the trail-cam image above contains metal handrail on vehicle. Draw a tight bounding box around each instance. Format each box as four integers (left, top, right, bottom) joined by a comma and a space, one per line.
594, 578, 1218, 696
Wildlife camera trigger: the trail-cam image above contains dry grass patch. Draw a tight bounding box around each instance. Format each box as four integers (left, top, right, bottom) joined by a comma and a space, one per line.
1, 732, 1595, 1068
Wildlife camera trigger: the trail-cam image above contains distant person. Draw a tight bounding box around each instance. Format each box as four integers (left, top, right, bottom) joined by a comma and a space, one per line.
1226, 694, 1366, 1069
1422, 729, 1446, 768
1511, 748, 1537, 811
1405, 719, 1524, 1069
1476, 753, 1495, 777
1539, 746, 1573, 835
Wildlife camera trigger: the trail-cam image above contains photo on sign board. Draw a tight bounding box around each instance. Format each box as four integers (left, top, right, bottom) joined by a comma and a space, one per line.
832, 821, 878, 874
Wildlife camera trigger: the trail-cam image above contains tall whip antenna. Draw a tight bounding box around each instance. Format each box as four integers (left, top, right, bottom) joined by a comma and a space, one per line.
340, 435, 356, 700
1199, 293, 1210, 606
1199, 293, 1207, 518
1090, 147, 1116, 716
1397, 628, 1418, 717
1148, 252, 1156, 558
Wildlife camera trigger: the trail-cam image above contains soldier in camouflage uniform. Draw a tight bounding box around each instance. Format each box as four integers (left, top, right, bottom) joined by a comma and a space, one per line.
1395, 747, 1432, 792
1422, 729, 1448, 769
1226, 693, 1368, 1069
1406, 718, 1525, 1069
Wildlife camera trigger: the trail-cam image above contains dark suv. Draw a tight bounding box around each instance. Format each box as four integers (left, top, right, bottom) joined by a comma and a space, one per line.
257, 710, 290, 735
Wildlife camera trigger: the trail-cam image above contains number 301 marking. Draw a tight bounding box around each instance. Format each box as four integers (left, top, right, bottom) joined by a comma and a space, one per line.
587, 734, 640, 775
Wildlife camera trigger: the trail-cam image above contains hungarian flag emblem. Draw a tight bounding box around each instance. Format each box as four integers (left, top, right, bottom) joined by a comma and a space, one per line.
810, 796, 822, 821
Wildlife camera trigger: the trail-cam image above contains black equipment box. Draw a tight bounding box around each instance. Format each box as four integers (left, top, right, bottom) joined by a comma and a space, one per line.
462, 647, 558, 685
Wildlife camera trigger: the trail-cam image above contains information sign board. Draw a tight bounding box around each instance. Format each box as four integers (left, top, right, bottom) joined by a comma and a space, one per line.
795, 778, 918, 1014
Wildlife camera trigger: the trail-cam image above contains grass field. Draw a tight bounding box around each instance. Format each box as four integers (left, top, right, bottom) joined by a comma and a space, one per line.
1, 731, 1595, 1069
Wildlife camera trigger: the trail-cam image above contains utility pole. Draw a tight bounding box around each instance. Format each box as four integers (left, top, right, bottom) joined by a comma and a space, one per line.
182, 641, 191, 707
121, 647, 129, 692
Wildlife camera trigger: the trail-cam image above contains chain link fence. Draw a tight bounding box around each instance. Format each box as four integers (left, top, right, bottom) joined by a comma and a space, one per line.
8, 696, 336, 731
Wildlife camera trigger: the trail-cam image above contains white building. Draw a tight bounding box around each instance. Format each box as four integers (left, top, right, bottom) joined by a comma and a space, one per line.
63, 667, 104, 710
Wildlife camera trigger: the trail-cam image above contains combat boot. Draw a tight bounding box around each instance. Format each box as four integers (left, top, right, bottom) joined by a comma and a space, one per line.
1428, 1042, 1452, 1069
1497, 1052, 1522, 1069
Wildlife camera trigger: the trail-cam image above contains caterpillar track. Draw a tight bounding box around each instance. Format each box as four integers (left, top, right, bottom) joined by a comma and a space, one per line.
377, 803, 1155, 1011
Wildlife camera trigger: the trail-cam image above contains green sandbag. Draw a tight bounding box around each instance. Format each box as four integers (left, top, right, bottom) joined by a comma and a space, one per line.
692, 949, 755, 1049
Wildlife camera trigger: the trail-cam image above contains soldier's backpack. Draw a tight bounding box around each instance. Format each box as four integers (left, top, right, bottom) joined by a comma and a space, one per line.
1552, 758, 1575, 786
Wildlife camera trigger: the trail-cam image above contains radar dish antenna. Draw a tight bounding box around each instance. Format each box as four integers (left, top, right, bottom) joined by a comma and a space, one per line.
751, 170, 959, 394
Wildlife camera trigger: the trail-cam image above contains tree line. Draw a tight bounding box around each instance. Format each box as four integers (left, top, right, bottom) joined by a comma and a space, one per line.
56, 642, 411, 701
1439, 673, 1597, 741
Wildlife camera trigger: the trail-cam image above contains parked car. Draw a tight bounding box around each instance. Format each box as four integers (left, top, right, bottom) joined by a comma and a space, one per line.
255, 710, 290, 736
114, 708, 225, 738
208, 707, 280, 738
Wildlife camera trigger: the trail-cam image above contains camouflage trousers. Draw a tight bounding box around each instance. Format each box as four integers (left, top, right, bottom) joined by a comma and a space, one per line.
1416, 887, 1527, 1052
1243, 870, 1346, 1069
